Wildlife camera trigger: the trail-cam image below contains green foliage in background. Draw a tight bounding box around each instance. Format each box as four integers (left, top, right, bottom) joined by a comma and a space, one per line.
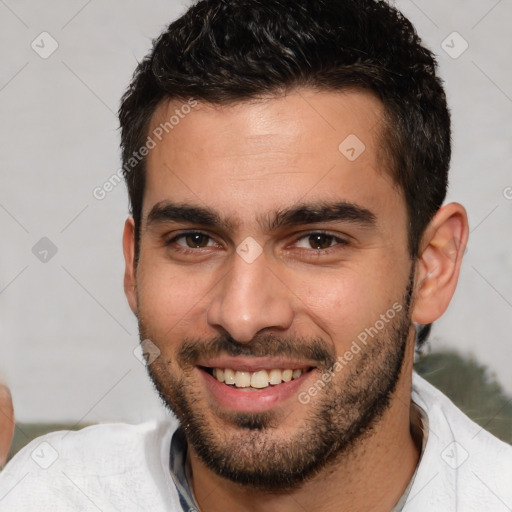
415, 350, 512, 444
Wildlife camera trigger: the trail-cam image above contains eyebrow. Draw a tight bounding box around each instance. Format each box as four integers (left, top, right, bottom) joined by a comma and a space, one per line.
147, 202, 234, 231
146, 200, 376, 233
268, 201, 376, 231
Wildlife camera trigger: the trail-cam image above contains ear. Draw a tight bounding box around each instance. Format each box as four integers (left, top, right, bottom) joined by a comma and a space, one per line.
122, 217, 138, 316
412, 202, 469, 324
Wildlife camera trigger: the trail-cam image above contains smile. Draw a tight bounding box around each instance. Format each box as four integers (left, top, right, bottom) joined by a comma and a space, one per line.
196, 356, 317, 411
206, 367, 309, 389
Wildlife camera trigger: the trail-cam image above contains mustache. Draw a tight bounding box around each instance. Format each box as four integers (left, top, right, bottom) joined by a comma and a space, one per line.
177, 333, 336, 370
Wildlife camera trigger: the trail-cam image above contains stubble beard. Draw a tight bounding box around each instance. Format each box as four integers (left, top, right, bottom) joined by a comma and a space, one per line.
138, 270, 415, 491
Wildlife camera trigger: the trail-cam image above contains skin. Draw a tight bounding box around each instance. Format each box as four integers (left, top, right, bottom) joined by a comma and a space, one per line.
0, 383, 14, 468
123, 88, 469, 512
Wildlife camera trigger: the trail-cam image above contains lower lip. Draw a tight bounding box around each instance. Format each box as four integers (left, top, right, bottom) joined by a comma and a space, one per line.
199, 368, 314, 413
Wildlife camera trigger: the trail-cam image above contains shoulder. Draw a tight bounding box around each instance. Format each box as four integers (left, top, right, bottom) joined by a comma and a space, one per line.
4, 420, 178, 473
0, 420, 182, 512
411, 370, 512, 457
407, 372, 512, 511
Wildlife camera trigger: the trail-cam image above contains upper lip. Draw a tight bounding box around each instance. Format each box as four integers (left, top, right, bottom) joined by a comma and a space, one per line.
197, 356, 316, 373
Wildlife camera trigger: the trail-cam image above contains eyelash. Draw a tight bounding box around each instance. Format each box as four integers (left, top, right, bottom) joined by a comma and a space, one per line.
165, 231, 219, 251
164, 230, 350, 256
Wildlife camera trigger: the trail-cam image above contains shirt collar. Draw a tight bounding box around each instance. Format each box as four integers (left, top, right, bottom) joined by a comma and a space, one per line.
390, 400, 429, 511
168, 400, 429, 512
168, 427, 201, 512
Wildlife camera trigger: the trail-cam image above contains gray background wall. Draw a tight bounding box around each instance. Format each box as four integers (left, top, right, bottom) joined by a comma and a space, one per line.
0, 0, 510, 423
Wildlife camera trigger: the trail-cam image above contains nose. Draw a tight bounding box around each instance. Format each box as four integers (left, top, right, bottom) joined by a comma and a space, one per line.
206, 252, 294, 342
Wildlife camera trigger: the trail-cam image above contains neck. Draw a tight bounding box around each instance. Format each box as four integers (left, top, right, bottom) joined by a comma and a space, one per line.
188, 357, 419, 512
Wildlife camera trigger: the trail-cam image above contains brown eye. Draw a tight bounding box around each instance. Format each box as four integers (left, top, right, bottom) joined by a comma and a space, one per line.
294, 232, 350, 253
184, 233, 210, 248
308, 233, 336, 250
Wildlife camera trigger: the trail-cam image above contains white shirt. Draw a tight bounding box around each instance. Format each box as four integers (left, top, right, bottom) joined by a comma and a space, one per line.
0, 372, 510, 511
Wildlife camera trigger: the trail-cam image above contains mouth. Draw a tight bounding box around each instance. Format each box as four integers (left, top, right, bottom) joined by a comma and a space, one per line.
202, 366, 312, 390
196, 359, 316, 412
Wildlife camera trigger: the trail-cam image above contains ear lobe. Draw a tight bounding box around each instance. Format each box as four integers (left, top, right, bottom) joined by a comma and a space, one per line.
122, 217, 138, 316
412, 203, 469, 324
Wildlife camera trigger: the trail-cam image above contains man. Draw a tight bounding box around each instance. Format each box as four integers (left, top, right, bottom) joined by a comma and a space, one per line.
0, 0, 510, 510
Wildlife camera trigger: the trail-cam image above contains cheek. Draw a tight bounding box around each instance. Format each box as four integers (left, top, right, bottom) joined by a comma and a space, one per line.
136, 261, 214, 337
301, 280, 369, 343
291, 264, 405, 349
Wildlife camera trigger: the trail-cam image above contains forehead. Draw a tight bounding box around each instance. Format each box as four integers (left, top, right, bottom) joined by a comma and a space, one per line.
143, 88, 403, 231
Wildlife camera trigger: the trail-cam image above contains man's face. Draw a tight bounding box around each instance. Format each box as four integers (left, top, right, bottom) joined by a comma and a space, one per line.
127, 89, 417, 489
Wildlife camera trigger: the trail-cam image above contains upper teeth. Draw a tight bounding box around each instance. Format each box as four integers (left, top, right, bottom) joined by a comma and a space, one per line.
213, 368, 304, 388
